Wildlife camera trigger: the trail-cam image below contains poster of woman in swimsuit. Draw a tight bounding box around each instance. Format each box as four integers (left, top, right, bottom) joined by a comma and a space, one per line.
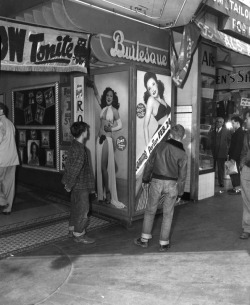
135, 70, 172, 211
93, 71, 129, 210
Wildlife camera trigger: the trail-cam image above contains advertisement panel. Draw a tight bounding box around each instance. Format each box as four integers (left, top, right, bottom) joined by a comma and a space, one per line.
93, 71, 129, 210
135, 71, 172, 211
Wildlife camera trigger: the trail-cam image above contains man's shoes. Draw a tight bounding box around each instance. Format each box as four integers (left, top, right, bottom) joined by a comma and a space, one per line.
134, 237, 148, 248
2, 211, 11, 215
240, 232, 250, 239
159, 244, 170, 252
228, 189, 241, 195
68, 230, 74, 238
74, 234, 96, 244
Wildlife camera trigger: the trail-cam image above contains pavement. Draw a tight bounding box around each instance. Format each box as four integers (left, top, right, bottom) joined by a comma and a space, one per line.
1, 185, 250, 305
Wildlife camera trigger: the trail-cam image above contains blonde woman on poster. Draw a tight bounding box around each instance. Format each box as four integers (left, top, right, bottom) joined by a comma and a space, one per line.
136, 72, 171, 202
92, 83, 125, 209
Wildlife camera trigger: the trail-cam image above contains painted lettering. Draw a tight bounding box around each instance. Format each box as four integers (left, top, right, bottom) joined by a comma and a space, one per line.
110, 30, 168, 67
0, 26, 26, 62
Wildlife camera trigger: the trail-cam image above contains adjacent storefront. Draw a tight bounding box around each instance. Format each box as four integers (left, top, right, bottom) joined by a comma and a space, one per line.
175, 0, 250, 200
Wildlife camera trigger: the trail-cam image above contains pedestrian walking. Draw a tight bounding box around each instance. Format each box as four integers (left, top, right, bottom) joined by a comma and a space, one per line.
210, 117, 231, 188
227, 115, 244, 195
134, 124, 187, 251
240, 110, 250, 239
0, 103, 19, 214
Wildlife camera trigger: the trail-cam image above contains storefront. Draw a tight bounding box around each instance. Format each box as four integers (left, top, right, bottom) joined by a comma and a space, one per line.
0, 8, 175, 225
172, 0, 250, 200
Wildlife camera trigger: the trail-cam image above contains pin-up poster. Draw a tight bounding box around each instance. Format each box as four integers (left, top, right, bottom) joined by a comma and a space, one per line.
93, 71, 129, 210
135, 71, 172, 211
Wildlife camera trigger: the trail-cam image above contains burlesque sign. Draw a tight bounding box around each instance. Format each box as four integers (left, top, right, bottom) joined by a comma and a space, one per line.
110, 30, 169, 68
0, 19, 89, 72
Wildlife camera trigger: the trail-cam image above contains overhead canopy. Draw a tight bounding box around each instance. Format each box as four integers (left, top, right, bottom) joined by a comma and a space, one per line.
0, 18, 90, 73
195, 18, 250, 58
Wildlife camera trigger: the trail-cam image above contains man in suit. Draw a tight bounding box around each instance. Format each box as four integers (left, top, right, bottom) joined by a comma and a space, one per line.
210, 117, 231, 187
228, 116, 245, 195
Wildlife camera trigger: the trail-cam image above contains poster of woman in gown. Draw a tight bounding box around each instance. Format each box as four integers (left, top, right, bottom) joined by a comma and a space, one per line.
92, 71, 129, 209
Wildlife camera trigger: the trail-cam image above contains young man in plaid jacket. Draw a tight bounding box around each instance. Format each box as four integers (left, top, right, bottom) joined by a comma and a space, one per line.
62, 121, 96, 244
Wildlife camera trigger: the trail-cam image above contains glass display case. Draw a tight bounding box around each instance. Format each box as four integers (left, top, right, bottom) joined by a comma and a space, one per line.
12, 83, 59, 172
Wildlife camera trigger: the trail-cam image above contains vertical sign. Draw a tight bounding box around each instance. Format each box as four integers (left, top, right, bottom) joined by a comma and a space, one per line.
201, 44, 216, 76
61, 86, 71, 142
73, 76, 84, 122
60, 150, 68, 171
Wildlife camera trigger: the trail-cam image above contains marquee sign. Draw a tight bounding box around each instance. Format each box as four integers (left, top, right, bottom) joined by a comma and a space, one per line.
0, 19, 89, 72
109, 30, 169, 68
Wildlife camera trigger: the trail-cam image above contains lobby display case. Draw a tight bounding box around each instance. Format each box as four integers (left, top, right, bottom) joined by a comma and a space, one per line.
13, 83, 59, 171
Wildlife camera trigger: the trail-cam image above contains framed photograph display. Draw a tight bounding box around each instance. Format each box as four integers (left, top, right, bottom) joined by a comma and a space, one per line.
18, 130, 26, 146
46, 149, 54, 167
12, 83, 59, 171
41, 130, 50, 148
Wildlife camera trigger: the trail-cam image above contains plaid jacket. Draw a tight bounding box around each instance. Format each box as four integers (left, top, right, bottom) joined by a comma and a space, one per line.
62, 139, 94, 191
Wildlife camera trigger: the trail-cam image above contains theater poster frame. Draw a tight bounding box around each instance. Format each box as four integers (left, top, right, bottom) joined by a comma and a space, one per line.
12, 82, 60, 172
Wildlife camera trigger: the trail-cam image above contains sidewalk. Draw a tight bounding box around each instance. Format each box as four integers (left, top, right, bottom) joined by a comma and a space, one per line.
1, 188, 250, 305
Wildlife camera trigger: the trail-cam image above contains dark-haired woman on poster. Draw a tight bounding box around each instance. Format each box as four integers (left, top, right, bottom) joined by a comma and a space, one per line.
92, 84, 125, 209
136, 72, 171, 200
143, 72, 171, 145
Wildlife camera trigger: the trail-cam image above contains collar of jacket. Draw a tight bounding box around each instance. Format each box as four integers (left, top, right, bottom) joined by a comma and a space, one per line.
166, 138, 185, 151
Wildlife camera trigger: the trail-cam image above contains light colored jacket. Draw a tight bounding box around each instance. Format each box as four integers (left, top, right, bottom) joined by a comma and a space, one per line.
0, 115, 19, 167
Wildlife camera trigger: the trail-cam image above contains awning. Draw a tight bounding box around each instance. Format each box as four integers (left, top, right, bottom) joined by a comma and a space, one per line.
195, 18, 250, 58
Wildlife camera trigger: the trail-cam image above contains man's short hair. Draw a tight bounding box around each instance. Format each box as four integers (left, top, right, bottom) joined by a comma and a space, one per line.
231, 115, 243, 126
170, 124, 185, 140
244, 109, 250, 120
70, 121, 89, 138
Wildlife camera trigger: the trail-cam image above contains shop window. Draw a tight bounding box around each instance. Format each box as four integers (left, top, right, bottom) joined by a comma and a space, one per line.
199, 75, 215, 171
12, 83, 59, 172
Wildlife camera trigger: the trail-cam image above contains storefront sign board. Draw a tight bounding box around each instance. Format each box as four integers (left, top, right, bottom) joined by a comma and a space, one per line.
0, 18, 89, 72
204, 0, 250, 42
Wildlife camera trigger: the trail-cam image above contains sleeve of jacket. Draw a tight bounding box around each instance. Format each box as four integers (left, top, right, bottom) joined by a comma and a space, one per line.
240, 132, 250, 168
142, 147, 157, 183
85, 153, 95, 191
177, 153, 188, 196
62, 150, 85, 190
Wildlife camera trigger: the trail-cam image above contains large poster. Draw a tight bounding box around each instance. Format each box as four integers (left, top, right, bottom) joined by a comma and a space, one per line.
93, 71, 129, 210
136, 71, 172, 211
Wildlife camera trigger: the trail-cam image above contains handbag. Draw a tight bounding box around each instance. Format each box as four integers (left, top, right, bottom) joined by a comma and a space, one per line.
225, 160, 238, 175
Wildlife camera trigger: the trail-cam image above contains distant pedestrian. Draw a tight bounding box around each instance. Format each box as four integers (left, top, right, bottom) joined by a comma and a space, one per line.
0, 103, 19, 215
227, 116, 244, 195
134, 124, 187, 251
210, 117, 231, 187
239, 110, 250, 239
62, 122, 96, 244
